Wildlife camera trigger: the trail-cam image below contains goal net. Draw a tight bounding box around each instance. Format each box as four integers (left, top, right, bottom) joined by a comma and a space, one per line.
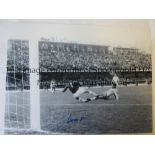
5, 40, 31, 133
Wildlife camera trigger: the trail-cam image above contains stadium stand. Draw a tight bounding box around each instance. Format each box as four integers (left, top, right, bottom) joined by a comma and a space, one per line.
6, 40, 152, 90
38, 41, 152, 88
39, 41, 151, 70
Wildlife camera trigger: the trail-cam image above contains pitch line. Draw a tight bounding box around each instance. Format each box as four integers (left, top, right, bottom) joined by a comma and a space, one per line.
41, 103, 151, 106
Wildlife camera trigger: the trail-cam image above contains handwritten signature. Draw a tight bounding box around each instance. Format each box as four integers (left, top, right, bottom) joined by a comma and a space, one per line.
67, 111, 87, 124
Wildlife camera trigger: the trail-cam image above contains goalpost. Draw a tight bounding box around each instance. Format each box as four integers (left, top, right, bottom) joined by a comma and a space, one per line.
29, 39, 40, 130
0, 33, 41, 133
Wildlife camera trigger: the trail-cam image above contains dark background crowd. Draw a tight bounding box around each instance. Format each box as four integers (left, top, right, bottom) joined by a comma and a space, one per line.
6, 40, 152, 90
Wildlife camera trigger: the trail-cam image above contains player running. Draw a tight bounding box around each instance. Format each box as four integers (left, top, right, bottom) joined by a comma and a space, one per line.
50, 80, 56, 93
95, 73, 119, 100
62, 81, 98, 102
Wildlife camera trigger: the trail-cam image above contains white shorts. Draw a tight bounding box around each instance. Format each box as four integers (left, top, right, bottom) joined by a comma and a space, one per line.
73, 87, 88, 98
105, 88, 117, 96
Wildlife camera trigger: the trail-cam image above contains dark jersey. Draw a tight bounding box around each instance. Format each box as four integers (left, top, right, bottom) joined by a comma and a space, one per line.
112, 81, 117, 89
62, 82, 81, 94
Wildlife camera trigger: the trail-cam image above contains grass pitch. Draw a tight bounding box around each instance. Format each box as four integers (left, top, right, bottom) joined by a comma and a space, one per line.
5, 85, 152, 134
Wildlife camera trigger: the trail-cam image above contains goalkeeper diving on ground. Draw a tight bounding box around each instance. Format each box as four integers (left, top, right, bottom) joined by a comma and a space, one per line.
60, 73, 119, 103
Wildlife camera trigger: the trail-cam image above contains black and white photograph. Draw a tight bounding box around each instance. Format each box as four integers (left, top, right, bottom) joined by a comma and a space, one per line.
0, 19, 153, 134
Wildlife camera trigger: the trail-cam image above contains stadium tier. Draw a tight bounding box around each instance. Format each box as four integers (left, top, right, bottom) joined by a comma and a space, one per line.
38, 41, 152, 88
39, 41, 151, 70
6, 40, 152, 90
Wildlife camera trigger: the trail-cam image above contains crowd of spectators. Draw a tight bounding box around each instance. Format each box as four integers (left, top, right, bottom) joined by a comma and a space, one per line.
39, 41, 152, 70
6, 40, 152, 90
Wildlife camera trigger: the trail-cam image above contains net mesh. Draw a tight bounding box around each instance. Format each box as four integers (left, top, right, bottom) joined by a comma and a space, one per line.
5, 40, 30, 130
